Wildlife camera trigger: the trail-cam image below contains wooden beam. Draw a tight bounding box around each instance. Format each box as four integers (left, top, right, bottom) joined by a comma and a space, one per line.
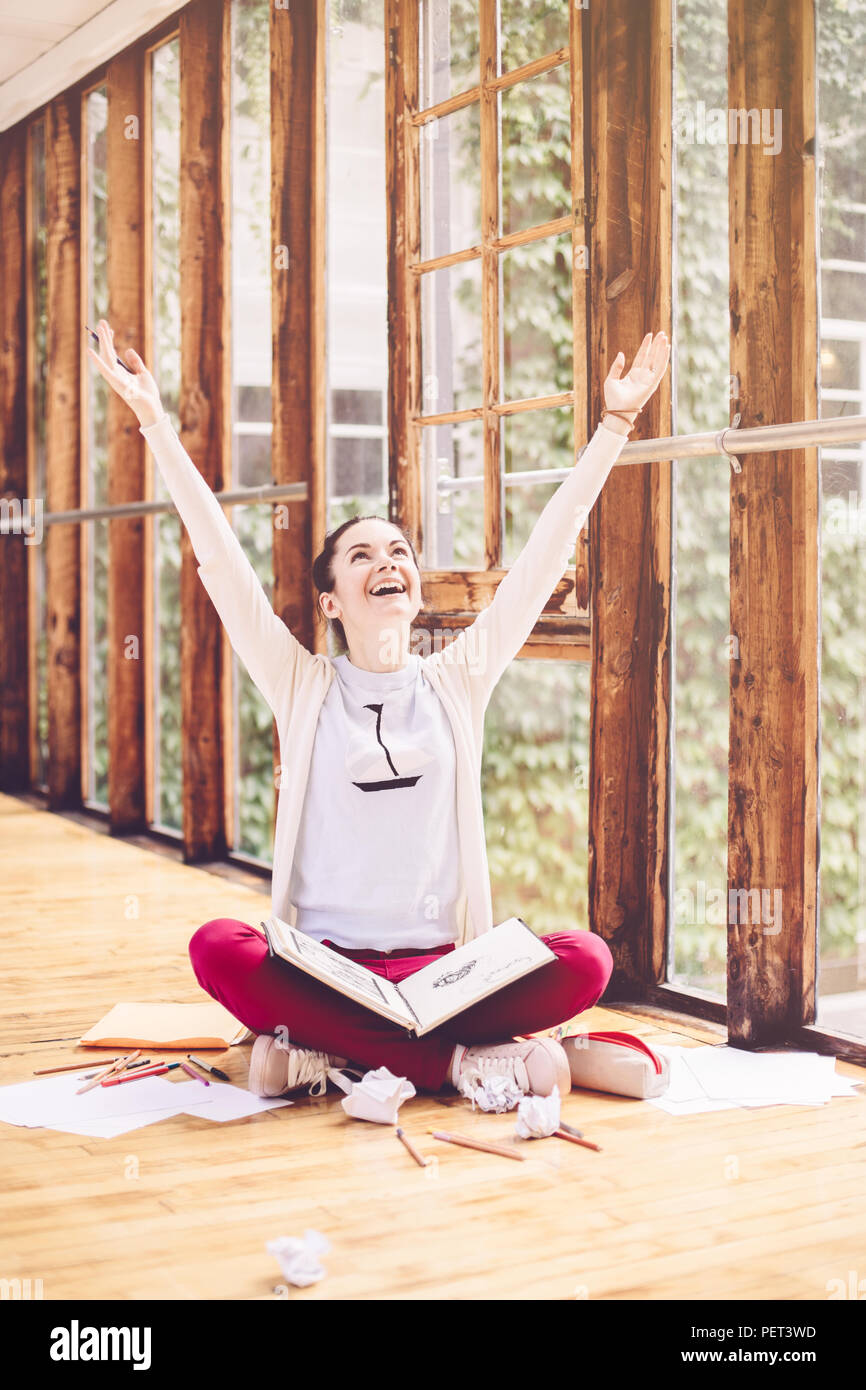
587, 1, 673, 997
386, 0, 422, 552
479, 0, 502, 570
570, 0, 591, 611
45, 91, 83, 810
178, 0, 229, 861
271, 0, 324, 657
270, 0, 326, 845
727, 0, 818, 1044
0, 122, 30, 791
106, 49, 147, 831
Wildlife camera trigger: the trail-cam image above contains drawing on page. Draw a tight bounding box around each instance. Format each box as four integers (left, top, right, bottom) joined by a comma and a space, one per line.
431, 961, 477, 989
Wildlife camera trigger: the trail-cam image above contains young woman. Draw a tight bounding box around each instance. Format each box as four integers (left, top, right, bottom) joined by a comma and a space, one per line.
87, 319, 669, 1103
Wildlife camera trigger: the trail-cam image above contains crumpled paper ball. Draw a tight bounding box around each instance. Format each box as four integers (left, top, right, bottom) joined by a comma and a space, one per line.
328, 1064, 416, 1124
266, 1229, 331, 1287
457, 1068, 524, 1113
514, 1085, 562, 1138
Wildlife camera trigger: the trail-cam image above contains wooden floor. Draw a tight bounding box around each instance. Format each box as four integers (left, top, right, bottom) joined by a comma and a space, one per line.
2, 790, 865, 1301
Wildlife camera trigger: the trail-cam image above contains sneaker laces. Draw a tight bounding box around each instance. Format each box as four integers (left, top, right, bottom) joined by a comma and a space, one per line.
285, 1046, 336, 1098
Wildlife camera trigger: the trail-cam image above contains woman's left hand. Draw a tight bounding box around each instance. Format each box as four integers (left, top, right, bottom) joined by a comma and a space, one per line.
604, 331, 670, 416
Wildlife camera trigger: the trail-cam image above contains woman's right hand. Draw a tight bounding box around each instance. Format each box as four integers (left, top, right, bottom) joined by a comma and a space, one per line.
85, 318, 165, 428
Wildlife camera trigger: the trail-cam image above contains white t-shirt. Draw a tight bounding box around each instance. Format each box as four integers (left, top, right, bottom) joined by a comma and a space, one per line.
289, 651, 462, 950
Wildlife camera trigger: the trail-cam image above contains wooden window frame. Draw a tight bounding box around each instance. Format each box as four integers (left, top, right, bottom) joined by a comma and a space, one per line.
386, 0, 592, 659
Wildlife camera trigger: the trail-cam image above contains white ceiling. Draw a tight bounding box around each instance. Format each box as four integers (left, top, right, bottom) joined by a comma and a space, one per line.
0, 0, 182, 132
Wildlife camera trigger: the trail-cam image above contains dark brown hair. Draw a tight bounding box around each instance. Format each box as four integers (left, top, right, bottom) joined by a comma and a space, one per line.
312, 514, 426, 652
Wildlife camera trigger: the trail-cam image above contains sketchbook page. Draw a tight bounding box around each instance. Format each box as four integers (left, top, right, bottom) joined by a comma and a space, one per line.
78, 1001, 248, 1048
397, 917, 555, 1035
263, 917, 414, 1029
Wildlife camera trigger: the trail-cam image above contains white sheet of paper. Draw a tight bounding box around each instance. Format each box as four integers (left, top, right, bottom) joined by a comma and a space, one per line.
171, 1079, 293, 1121
39, 1106, 194, 1138
0, 1072, 214, 1128
682, 1046, 838, 1101
646, 1044, 861, 1113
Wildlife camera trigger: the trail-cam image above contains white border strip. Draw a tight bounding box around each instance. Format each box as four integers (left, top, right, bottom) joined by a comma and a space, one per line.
0, 0, 183, 132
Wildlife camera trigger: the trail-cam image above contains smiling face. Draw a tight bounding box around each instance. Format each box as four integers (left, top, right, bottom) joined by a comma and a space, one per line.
319, 517, 422, 658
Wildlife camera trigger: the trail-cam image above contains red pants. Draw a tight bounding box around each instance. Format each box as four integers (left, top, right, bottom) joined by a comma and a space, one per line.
189, 919, 613, 1092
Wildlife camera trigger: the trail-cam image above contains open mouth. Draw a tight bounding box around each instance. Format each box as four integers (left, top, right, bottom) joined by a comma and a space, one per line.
368, 581, 406, 597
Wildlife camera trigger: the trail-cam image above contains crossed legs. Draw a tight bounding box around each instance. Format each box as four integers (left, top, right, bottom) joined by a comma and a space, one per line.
189, 919, 613, 1093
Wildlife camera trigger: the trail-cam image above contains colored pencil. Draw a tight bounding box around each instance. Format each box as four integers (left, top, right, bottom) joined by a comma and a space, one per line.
101, 1063, 178, 1088
396, 1126, 428, 1167
554, 1128, 602, 1152
180, 1061, 209, 1086
428, 1129, 526, 1161
76, 1049, 141, 1095
34, 1058, 120, 1076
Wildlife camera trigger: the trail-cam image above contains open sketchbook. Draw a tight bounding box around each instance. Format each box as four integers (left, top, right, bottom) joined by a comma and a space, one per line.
260, 915, 556, 1037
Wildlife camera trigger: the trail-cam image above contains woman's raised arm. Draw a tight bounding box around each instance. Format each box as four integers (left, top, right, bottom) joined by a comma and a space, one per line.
86, 319, 312, 715
454, 332, 671, 709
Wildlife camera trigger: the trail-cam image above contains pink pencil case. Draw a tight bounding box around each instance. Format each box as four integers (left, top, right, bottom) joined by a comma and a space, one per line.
554, 1028, 671, 1099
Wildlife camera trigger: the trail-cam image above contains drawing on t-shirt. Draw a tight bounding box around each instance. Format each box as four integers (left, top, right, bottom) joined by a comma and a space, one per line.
348, 701, 435, 792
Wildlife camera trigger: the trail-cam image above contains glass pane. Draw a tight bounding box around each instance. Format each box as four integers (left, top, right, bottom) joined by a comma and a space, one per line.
500, 63, 571, 238
816, 0, 866, 1040
151, 38, 182, 834
421, 258, 483, 413
231, 0, 274, 862
499, 0, 569, 74
420, 100, 481, 261
418, 0, 479, 109
483, 658, 592, 934
332, 434, 384, 497
502, 231, 571, 401
85, 88, 109, 807
503, 406, 573, 565
420, 417, 485, 569
669, 0, 730, 996
326, 1, 389, 562
31, 119, 49, 788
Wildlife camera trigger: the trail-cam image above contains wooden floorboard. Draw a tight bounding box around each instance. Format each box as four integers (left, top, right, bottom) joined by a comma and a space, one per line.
1, 790, 865, 1301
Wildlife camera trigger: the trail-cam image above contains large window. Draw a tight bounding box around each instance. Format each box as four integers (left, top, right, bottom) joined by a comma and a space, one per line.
484, 659, 593, 932
817, 0, 866, 1041
84, 87, 110, 808
669, 0, 730, 997
229, 0, 274, 859
326, 0, 389, 597
409, 1, 593, 935
149, 37, 182, 834
413, 0, 580, 582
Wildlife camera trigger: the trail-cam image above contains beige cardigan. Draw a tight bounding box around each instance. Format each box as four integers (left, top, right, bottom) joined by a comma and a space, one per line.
139, 412, 628, 947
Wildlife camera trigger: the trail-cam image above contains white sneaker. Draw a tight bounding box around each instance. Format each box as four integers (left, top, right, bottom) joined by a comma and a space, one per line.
248, 1035, 350, 1098
449, 1037, 571, 1098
